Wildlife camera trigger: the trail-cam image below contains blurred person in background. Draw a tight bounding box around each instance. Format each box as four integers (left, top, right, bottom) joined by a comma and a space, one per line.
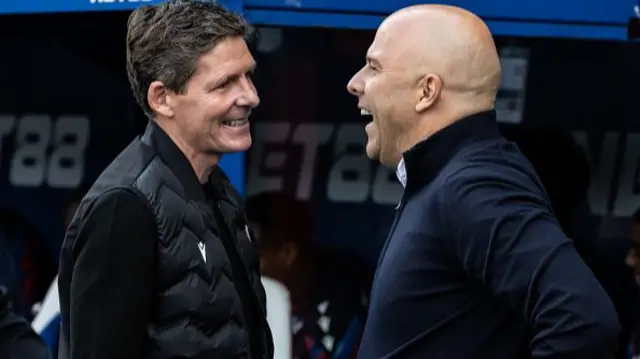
624, 208, 640, 358
347, 4, 618, 358
57, 1, 273, 359
0, 286, 50, 359
509, 127, 639, 359
247, 192, 373, 359
626, 209, 640, 285
0, 208, 55, 321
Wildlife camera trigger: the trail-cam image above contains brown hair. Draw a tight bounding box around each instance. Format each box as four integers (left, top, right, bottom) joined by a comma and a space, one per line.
126, 0, 253, 118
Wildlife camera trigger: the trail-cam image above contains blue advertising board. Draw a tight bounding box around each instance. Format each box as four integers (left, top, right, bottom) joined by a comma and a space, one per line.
0, 0, 244, 14
0, 0, 635, 40
0, 0, 156, 14
245, 0, 634, 40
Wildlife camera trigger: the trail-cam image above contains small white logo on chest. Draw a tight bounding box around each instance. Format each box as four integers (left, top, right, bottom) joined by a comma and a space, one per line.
197, 241, 207, 263
244, 224, 252, 243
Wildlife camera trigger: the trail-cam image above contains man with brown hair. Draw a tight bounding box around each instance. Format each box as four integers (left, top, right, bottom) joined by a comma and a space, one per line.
57, 1, 272, 358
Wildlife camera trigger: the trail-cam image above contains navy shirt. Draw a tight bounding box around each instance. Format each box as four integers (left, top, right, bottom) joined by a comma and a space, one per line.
358, 111, 620, 359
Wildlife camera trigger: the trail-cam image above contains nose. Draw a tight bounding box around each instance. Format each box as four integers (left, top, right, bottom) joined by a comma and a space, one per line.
347, 70, 364, 96
237, 77, 260, 109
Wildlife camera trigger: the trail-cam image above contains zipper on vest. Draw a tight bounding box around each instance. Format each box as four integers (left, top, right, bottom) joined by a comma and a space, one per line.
213, 202, 265, 359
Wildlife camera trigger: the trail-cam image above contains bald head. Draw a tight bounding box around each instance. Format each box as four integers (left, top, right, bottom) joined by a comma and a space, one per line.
377, 5, 501, 102
346, 5, 502, 167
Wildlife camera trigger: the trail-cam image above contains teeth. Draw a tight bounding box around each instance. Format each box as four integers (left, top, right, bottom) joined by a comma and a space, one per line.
360, 109, 371, 116
223, 118, 248, 127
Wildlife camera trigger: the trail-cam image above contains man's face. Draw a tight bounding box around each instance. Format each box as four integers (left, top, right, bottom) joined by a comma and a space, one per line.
346, 24, 419, 167
627, 222, 640, 285
169, 36, 259, 155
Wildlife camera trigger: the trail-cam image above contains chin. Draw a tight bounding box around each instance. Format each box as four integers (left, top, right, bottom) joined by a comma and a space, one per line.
365, 143, 380, 161
223, 137, 252, 153
365, 150, 379, 161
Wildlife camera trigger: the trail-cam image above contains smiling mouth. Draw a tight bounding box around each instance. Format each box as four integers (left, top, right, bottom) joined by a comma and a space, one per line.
360, 109, 372, 116
222, 118, 249, 127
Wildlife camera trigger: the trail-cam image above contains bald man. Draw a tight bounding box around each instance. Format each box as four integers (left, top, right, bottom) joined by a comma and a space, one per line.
347, 5, 619, 359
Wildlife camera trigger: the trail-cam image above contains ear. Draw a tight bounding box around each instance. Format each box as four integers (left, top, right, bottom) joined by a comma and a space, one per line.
147, 80, 175, 118
415, 73, 442, 113
279, 242, 299, 268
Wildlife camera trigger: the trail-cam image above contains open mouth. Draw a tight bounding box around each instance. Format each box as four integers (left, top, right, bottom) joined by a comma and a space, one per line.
360, 109, 372, 116
222, 118, 249, 127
